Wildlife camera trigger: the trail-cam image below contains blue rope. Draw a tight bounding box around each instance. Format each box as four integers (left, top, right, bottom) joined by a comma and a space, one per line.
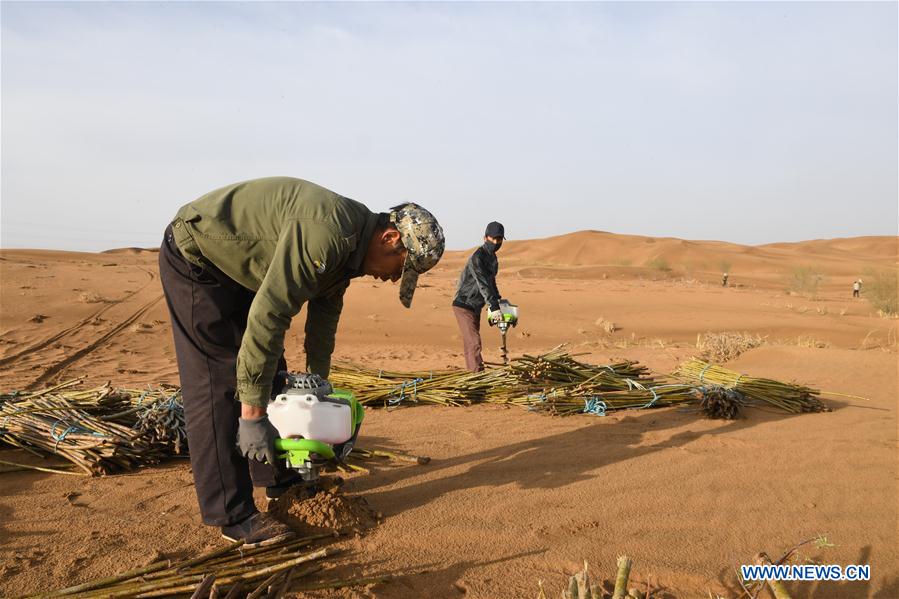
625, 378, 644, 391
698, 363, 713, 383
50, 419, 105, 452
640, 384, 690, 408
389, 378, 424, 405
164, 393, 180, 410
526, 393, 548, 412
583, 397, 607, 416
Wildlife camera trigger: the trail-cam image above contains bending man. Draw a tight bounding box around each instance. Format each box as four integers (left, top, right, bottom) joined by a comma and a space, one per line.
159, 177, 444, 546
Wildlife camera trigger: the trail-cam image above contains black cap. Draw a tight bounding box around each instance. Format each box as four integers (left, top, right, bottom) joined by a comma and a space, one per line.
485, 221, 505, 238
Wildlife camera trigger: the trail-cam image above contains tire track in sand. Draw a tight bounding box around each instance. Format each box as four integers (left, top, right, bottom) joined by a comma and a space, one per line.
0, 268, 156, 368
26, 293, 164, 389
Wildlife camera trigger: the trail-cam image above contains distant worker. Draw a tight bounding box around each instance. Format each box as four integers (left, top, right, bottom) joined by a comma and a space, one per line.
452, 222, 505, 372
853, 279, 862, 298
159, 177, 444, 547
722, 272, 729, 287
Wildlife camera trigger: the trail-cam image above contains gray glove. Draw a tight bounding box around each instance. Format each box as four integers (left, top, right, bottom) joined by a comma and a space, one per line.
236, 416, 279, 465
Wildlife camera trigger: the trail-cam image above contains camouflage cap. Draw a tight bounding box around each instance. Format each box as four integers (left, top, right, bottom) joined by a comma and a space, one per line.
389, 202, 445, 308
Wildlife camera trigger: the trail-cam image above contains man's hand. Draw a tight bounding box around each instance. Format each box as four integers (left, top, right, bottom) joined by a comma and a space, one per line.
237, 415, 279, 465
488, 309, 504, 325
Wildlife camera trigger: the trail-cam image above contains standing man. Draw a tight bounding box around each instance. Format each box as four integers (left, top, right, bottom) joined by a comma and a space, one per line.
853, 279, 862, 298
452, 222, 505, 372
722, 272, 729, 287
159, 177, 444, 546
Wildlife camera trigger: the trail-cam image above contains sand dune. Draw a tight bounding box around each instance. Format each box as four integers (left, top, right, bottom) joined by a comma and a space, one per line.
438, 231, 896, 288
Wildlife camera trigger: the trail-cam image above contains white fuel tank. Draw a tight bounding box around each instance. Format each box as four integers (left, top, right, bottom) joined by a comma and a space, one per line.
267, 393, 353, 445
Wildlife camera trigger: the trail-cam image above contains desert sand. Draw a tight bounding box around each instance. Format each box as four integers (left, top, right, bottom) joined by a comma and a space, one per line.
1, 231, 897, 598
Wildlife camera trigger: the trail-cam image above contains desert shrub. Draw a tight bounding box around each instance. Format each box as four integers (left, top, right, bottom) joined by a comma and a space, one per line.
788, 266, 825, 299
645, 257, 671, 272
863, 268, 898, 317
696, 331, 765, 362
790, 335, 831, 349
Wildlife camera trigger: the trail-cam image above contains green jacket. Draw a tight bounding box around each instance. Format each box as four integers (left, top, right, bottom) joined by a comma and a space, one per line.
170, 177, 379, 407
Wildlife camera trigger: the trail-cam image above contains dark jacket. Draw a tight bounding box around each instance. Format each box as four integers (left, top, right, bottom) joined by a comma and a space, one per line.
171, 177, 379, 407
453, 242, 501, 313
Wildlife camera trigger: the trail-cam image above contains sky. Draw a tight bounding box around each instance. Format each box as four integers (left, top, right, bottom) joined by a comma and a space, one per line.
1, 1, 897, 252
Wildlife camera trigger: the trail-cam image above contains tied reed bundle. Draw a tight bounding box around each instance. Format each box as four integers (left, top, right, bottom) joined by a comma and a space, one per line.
329, 347, 659, 412
0, 380, 187, 475
674, 359, 829, 414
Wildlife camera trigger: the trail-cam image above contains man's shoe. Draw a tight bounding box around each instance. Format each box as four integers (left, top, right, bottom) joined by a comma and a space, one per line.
220, 512, 295, 548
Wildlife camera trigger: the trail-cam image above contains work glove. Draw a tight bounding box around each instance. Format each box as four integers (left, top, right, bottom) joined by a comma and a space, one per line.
488, 309, 504, 325
237, 415, 279, 465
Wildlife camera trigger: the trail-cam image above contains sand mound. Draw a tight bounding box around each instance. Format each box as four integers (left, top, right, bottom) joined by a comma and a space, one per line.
270, 486, 379, 535
101, 247, 159, 255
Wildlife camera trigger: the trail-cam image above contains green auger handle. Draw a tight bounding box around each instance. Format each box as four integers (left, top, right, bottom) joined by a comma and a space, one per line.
274, 438, 336, 468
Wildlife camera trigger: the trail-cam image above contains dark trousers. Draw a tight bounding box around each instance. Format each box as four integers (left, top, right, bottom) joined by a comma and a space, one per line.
453, 305, 483, 372
158, 227, 291, 527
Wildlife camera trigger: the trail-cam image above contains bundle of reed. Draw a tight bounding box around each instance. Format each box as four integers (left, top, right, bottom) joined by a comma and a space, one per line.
35, 534, 388, 598
1, 379, 133, 416
131, 391, 187, 455
696, 386, 747, 419
330, 348, 656, 409
329, 365, 510, 407
0, 394, 167, 475
505, 349, 654, 388
504, 382, 699, 416
674, 358, 829, 414
486, 350, 661, 408
1, 381, 188, 474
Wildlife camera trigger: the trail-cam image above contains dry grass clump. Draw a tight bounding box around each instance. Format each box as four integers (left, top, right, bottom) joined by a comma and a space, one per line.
696, 331, 765, 362
645, 257, 672, 273
787, 265, 825, 299
78, 291, 106, 303
860, 329, 898, 351
864, 268, 898, 317
786, 335, 831, 349
595, 317, 618, 333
